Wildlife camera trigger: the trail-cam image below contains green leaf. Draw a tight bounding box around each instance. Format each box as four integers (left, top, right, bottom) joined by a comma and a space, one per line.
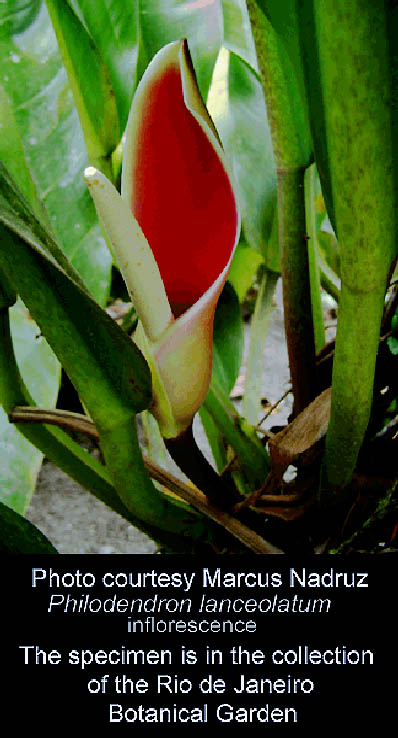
0, 0, 42, 37
296, 0, 335, 229
0, 0, 112, 304
69, 0, 225, 129
197, 281, 244, 476
198, 404, 228, 474
45, 0, 120, 177
65, 0, 140, 131
0, 300, 60, 514
204, 378, 269, 490
208, 48, 278, 264
0, 83, 45, 220
391, 312, 398, 337
137, 0, 223, 103
387, 335, 398, 356
242, 268, 279, 424
0, 500, 58, 553
212, 281, 244, 396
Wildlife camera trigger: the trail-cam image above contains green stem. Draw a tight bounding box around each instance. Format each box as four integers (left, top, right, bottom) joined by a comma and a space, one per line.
278, 167, 317, 414
204, 379, 269, 491
323, 289, 385, 496
247, 0, 316, 416
165, 423, 235, 508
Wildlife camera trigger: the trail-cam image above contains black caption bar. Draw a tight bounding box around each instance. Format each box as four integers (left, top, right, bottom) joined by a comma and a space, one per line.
4, 555, 396, 731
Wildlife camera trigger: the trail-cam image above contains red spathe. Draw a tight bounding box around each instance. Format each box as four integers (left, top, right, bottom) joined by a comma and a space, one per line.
131, 63, 238, 315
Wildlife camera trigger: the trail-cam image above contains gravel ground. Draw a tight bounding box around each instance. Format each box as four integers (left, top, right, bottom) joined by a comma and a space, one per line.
26, 282, 332, 554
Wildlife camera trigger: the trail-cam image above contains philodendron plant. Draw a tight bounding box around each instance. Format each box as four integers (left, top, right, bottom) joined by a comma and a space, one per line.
0, 0, 397, 555
0, 28, 275, 555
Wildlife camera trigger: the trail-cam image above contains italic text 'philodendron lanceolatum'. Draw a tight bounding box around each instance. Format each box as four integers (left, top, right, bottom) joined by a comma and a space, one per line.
85, 39, 240, 438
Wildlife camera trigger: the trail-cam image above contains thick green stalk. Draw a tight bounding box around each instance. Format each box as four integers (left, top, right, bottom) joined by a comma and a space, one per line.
247, 0, 316, 415
322, 289, 384, 492
165, 423, 235, 508
277, 167, 316, 413
307, 0, 396, 492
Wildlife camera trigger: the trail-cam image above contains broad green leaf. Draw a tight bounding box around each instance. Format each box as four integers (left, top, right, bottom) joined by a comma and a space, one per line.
0, 0, 112, 305
208, 48, 278, 264
0, 499, 58, 553
0, 84, 45, 219
68, 0, 224, 128
0, 161, 88, 290
67, 0, 262, 125
65, 0, 140, 131
0, 300, 60, 514
45, 0, 120, 177
0, 70, 62, 517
